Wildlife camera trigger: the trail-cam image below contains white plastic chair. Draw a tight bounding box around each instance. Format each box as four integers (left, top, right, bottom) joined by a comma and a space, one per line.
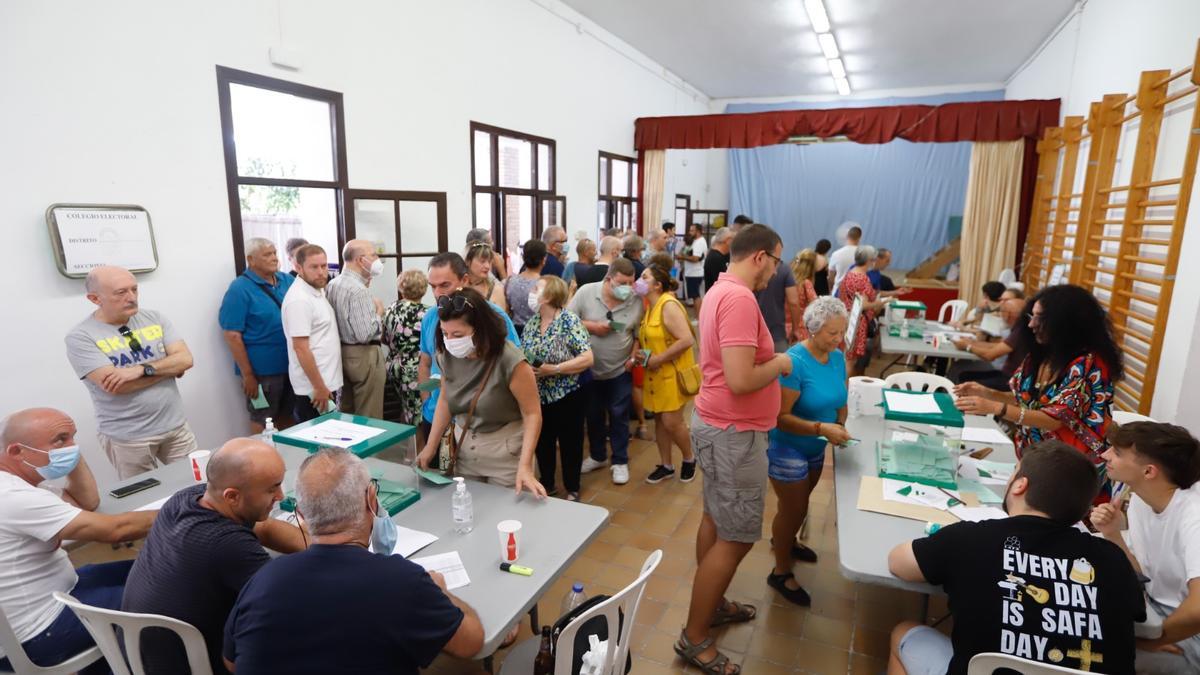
53, 592, 213, 675
938, 299, 970, 325
998, 268, 1017, 287
1112, 410, 1155, 425
968, 651, 1088, 673
0, 602, 102, 674
884, 372, 955, 395
500, 550, 663, 675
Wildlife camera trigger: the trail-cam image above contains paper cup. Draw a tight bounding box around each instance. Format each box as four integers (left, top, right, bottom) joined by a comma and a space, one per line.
497, 519, 522, 562
189, 450, 211, 483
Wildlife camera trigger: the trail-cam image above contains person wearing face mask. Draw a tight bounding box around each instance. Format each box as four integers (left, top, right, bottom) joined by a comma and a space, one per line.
223, 448, 484, 673
504, 239, 548, 327
568, 258, 645, 485
0, 408, 157, 674
887, 440, 1144, 675
122, 438, 305, 675
522, 276, 594, 501
325, 239, 387, 419
541, 226, 569, 278
417, 288, 547, 497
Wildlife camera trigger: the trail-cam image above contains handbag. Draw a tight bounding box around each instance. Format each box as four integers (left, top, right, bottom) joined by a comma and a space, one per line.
442, 357, 499, 476
663, 297, 702, 396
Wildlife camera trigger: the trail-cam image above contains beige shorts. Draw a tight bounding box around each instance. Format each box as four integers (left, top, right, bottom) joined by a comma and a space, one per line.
455, 420, 524, 488
98, 422, 198, 480
690, 412, 768, 544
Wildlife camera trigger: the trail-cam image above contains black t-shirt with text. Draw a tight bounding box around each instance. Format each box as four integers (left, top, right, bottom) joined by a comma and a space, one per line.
913, 515, 1144, 674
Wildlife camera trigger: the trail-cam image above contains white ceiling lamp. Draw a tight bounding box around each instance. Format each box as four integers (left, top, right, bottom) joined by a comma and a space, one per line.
828, 57, 846, 79
817, 32, 839, 60
803, 0, 849, 95
803, 0, 830, 34
834, 76, 851, 96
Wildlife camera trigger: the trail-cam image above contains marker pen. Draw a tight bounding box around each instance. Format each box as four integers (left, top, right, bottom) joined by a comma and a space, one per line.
499, 562, 533, 576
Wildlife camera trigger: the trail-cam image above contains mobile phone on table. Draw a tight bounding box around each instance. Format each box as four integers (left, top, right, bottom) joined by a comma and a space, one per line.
109, 477, 161, 499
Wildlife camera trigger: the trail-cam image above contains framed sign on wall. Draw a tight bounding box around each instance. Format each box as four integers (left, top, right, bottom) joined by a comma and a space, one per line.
46, 204, 159, 278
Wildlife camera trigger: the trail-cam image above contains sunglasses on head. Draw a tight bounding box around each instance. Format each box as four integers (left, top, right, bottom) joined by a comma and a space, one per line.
437, 294, 474, 317
118, 325, 142, 352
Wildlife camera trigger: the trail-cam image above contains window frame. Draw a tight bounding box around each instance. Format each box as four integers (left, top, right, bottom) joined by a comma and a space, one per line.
470, 121, 561, 248
598, 151, 638, 235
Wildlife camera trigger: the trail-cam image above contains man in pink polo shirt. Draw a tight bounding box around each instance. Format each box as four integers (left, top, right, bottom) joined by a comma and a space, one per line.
674, 224, 793, 674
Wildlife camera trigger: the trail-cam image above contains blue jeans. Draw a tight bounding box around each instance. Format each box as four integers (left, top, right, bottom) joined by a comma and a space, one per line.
586, 373, 632, 465
0, 560, 133, 675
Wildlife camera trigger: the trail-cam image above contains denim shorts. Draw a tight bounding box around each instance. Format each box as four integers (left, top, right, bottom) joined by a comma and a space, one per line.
767, 441, 826, 483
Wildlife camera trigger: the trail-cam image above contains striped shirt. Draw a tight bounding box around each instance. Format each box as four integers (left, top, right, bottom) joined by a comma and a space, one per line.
325, 268, 381, 344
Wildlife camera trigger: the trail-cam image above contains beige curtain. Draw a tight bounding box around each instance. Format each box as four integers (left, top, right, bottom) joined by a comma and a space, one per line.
959, 140, 1024, 300
641, 150, 666, 234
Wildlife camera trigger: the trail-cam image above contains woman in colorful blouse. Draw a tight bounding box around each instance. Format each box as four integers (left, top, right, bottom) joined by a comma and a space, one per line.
956, 284, 1123, 466
837, 245, 889, 377
523, 275, 594, 501
785, 248, 820, 343
381, 270, 429, 427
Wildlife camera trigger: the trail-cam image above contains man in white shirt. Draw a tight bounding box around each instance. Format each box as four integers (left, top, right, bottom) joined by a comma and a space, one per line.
677, 223, 708, 311
828, 224, 862, 296
0, 408, 156, 673
1095, 421, 1200, 673
282, 244, 343, 422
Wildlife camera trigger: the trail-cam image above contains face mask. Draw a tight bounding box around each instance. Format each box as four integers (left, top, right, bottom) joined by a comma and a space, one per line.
444, 334, 475, 359
21, 444, 81, 481
527, 292, 541, 312
612, 284, 633, 301
633, 279, 650, 296
368, 258, 384, 277
370, 498, 398, 554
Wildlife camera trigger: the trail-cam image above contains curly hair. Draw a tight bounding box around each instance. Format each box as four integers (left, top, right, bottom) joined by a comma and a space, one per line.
1015, 284, 1124, 383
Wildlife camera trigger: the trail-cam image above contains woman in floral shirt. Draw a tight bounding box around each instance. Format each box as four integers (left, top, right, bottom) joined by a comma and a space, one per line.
522, 275, 594, 501
381, 269, 429, 426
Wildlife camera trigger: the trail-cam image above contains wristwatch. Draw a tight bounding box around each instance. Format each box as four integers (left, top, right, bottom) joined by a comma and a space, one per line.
142, 364, 156, 377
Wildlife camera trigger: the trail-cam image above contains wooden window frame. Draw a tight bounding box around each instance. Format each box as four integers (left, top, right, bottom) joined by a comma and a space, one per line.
343, 189, 449, 264
598, 151, 638, 234
470, 122, 562, 248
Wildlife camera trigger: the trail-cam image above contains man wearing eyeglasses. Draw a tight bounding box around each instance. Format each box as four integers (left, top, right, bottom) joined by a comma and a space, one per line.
541, 226, 568, 278
325, 239, 387, 419
65, 266, 197, 479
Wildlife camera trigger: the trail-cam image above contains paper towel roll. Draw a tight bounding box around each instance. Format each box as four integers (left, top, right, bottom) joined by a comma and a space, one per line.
849, 376, 886, 417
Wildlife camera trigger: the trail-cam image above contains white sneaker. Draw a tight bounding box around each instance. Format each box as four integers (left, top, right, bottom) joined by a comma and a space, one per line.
611, 464, 630, 485
580, 457, 607, 474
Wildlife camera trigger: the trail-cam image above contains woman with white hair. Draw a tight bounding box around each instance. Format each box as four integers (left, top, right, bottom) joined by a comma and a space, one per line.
766, 296, 851, 606
837, 245, 889, 377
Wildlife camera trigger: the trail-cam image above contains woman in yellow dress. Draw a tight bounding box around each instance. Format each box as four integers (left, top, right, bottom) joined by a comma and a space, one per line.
634, 261, 698, 484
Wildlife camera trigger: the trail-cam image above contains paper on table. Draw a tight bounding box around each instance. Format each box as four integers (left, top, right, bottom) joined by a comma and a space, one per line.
882, 479, 953, 510
949, 505, 1008, 523
883, 390, 942, 414
958, 456, 1015, 485
411, 551, 470, 589
281, 419, 385, 447
135, 496, 169, 511
368, 525, 438, 558
961, 426, 1013, 445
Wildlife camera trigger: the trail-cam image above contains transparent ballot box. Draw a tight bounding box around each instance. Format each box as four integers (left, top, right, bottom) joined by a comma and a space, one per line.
887, 300, 926, 326
877, 390, 964, 489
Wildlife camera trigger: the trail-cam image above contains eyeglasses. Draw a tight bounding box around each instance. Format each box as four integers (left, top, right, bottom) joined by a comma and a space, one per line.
118, 325, 141, 352
764, 251, 783, 265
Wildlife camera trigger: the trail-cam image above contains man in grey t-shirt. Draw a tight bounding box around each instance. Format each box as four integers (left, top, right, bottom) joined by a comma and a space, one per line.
754, 263, 802, 353
567, 258, 642, 485
65, 266, 196, 479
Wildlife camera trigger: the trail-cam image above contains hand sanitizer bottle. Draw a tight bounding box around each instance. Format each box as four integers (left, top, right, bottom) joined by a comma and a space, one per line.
261, 418, 277, 448
452, 477, 473, 534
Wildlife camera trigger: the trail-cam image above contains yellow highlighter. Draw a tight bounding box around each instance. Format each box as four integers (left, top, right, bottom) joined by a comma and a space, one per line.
499, 562, 533, 576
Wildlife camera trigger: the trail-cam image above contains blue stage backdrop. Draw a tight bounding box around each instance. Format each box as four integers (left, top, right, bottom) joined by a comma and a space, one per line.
726, 90, 1004, 270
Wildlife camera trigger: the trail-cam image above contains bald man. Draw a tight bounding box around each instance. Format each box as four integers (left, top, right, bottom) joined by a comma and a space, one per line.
65, 266, 196, 479
122, 438, 304, 675
0, 408, 156, 674
325, 239, 386, 418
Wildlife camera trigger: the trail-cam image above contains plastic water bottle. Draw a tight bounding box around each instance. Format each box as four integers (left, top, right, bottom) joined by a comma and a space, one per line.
261, 418, 277, 448
562, 582, 587, 615
452, 477, 473, 534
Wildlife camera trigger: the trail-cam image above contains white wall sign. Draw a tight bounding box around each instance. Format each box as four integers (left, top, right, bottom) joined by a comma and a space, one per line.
845, 295, 863, 348
46, 204, 159, 278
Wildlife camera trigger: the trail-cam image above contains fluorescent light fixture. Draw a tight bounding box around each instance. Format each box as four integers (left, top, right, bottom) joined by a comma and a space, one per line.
828, 58, 846, 79
803, 0, 830, 34
834, 76, 851, 96
817, 32, 839, 59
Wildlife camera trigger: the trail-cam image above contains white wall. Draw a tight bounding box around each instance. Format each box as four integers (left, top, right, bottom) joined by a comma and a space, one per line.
1005, 0, 1200, 425
0, 0, 711, 486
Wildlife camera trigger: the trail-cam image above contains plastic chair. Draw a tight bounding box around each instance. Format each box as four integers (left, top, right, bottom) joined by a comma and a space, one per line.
1112, 410, 1155, 425
0, 602, 102, 675
967, 651, 1088, 673
499, 550, 663, 675
998, 268, 1017, 286
884, 372, 955, 395
938, 299, 970, 325
53, 592, 213, 675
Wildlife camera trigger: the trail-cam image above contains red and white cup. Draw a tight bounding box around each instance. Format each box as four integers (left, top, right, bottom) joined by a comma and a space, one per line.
189, 450, 211, 483
497, 520, 522, 562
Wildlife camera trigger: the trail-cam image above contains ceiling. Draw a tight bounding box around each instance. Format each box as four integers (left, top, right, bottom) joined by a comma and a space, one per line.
558, 0, 1076, 99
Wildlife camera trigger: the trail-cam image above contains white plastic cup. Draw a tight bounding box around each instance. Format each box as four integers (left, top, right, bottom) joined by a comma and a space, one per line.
497, 519, 522, 562
189, 450, 211, 483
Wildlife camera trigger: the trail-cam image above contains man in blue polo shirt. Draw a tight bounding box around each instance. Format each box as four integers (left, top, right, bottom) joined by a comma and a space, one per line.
417, 253, 519, 445
219, 238, 295, 433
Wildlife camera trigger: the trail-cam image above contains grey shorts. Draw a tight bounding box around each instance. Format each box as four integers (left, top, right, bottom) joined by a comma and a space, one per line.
690, 412, 768, 543
897, 625, 952, 675
245, 374, 296, 424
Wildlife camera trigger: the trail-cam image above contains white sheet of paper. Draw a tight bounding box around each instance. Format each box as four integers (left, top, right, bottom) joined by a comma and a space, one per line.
387, 525, 439, 559
882, 479, 952, 510
281, 419, 386, 448
135, 496, 169, 511
883, 390, 943, 414
890, 430, 920, 444
958, 456, 1015, 484
949, 505, 1008, 523
960, 427, 1013, 445
411, 551, 470, 590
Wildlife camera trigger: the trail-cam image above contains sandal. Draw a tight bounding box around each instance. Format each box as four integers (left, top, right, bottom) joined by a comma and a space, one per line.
674, 629, 741, 674
767, 571, 812, 606
710, 599, 756, 627
565, 491, 580, 502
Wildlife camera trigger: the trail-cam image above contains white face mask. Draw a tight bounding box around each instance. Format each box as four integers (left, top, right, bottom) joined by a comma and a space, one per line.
444, 334, 475, 358
368, 258, 384, 277
527, 292, 541, 312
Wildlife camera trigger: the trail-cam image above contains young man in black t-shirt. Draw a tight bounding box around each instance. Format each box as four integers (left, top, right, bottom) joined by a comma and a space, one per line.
887, 440, 1145, 674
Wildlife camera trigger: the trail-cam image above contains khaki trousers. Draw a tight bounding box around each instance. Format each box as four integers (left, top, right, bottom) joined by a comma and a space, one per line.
98, 422, 198, 480
339, 343, 385, 419
456, 420, 524, 488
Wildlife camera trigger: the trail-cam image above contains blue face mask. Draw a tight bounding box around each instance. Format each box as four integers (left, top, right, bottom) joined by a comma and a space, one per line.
612, 284, 633, 301
22, 444, 81, 481
370, 497, 397, 555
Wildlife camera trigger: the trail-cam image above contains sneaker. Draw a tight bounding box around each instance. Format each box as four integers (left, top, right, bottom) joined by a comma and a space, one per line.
580, 457, 607, 474
645, 465, 675, 484
679, 461, 697, 483
611, 464, 630, 485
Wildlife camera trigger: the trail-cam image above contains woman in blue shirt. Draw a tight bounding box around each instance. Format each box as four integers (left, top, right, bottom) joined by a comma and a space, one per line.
767, 296, 852, 606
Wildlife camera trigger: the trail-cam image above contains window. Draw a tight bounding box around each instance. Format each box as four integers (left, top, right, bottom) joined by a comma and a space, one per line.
674, 194, 691, 248
344, 189, 448, 306
598, 152, 639, 237
217, 67, 348, 271
471, 122, 563, 258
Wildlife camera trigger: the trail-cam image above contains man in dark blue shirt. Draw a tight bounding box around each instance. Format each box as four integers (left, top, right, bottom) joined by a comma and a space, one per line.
219, 238, 296, 433
122, 438, 305, 674
541, 226, 568, 278
223, 448, 483, 674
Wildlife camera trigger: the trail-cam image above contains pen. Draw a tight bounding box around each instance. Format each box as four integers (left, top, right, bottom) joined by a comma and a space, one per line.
500, 562, 533, 576
319, 435, 353, 441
